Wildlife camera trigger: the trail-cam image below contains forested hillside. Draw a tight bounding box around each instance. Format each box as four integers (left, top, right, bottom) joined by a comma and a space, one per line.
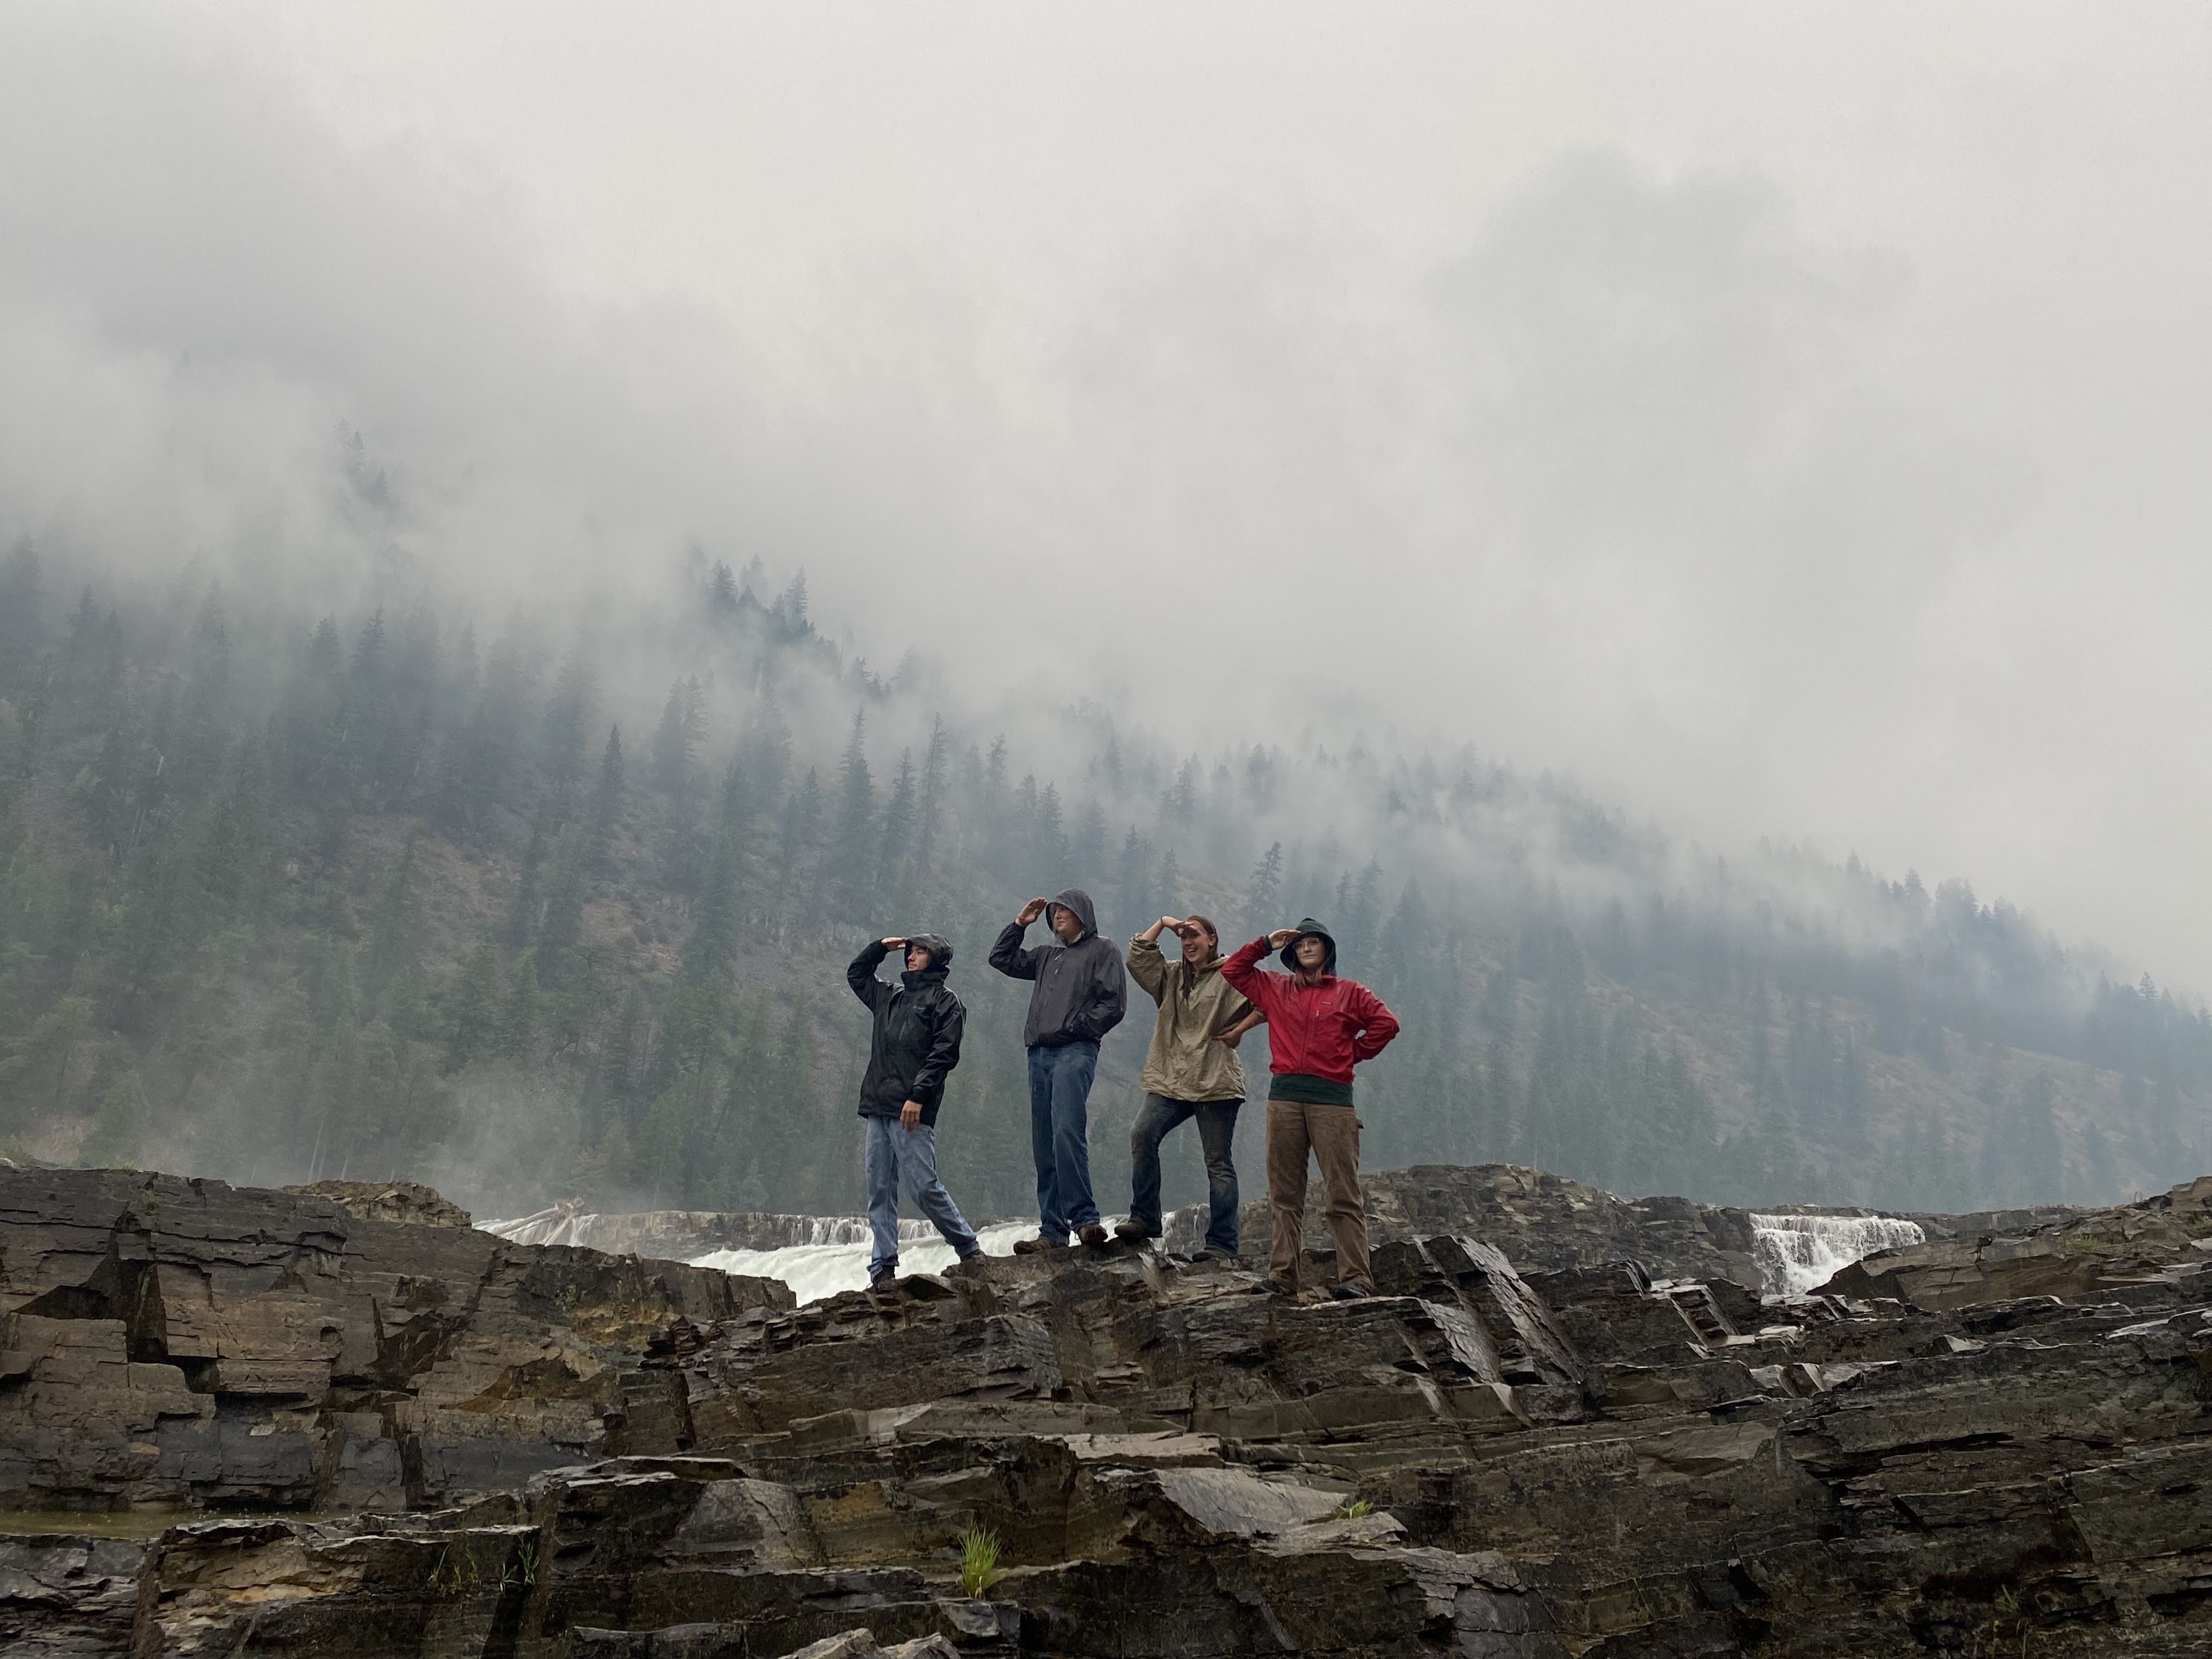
1, 538, 2207, 1221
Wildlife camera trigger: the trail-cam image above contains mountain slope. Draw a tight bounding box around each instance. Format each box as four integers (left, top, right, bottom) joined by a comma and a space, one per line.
0, 539, 2203, 1221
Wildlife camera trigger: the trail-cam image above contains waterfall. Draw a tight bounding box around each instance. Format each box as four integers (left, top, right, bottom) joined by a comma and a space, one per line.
479, 1204, 1049, 1304
479, 1206, 941, 1255
1750, 1212, 1925, 1299
688, 1218, 1041, 1305
480, 1204, 601, 1248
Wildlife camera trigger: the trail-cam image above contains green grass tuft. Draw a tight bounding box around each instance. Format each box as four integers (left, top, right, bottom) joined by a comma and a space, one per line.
958, 1525, 1002, 1597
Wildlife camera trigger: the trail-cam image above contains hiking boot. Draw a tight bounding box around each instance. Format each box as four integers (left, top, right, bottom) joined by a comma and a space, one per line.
1012, 1235, 1065, 1256
1188, 1246, 1232, 1263
868, 1268, 897, 1291
1079, 1223, 1110, 1248
1254, 1278, 1297, 1298
1112, 1219, 1156, 1243
1329, 1281, 1374, 1301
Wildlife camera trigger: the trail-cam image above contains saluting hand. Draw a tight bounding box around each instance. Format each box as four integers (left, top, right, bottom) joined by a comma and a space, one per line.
1266, 928, 1299, 949
880, 936, 908, 950
1017, 898, 1048, 926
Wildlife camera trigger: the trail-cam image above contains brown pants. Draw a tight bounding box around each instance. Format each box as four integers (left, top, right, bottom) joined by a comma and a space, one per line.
1265, 1098, 1369, 1290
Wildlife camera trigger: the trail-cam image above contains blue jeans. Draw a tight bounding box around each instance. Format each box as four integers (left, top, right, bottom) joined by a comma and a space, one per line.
1026, 1041, 1101, 1238
1128, 1093, 1240, 1253
864, 1116, 979, 1279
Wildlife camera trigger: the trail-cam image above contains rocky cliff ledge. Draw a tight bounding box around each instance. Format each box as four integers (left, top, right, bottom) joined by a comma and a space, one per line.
9, 1165, 2212, 1656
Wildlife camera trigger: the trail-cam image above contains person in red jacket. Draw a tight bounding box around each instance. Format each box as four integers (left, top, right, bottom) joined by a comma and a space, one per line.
1222, 916, 1400, 1299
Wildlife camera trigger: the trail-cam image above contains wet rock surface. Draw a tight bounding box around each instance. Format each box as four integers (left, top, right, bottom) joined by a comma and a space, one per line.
12, 1166, 2212, 1655
0, 1170, 791, 1517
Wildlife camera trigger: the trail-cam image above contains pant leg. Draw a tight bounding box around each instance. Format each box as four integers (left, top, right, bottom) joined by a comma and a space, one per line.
1026, 1045, 1064, 1239
1194, 1099, 1242, 1254
1051, 1040, 1102, 1229
1265, 1098, 1312, 1288
864, 1116, 900, 1279
1308, 1103, 1370, 1289
1128, 1093, 1195, 1235
893, 1122, 980, 1258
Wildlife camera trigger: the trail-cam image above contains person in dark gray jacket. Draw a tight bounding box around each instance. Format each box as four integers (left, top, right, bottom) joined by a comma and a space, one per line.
988, 887, 1127, 1252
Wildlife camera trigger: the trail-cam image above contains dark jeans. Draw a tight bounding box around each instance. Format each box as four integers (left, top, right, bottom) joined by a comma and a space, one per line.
1128, 1092, 1240, 1253
1026, 1040, 1101, 1238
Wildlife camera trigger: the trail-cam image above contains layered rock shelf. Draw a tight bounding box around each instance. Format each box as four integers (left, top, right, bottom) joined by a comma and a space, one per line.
10, 1164, 2212, 1655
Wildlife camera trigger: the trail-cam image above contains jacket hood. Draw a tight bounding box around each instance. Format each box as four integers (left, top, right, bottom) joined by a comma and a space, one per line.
906, 932, 955, 970
1278, 917, 1338, 977
1048, 888, 1099, 942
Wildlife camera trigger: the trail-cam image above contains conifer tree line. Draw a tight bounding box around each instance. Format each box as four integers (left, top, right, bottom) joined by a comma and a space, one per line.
1, 539, 2206, 1220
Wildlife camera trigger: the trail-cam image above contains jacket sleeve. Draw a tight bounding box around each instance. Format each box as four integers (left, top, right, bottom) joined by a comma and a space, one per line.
1349, 983, 1401, 1063
911, 994, 966, 1104
1075, 943, 1128, 1040
988, 919, 1040, 980
1125, 936, 1169, 1005
1222, 936, 1282, 1019
847, 940, 893, 1010
1216, 989, 1261, 1034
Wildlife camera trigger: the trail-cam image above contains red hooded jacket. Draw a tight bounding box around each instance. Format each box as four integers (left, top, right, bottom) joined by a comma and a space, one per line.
1222, 935, 1400, 1086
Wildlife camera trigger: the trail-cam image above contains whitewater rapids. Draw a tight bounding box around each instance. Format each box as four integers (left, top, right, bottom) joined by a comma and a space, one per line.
481, 1209, 1069, 1305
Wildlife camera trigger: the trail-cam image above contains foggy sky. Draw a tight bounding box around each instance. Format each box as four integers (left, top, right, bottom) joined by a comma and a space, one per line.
3, 4, 2210, 984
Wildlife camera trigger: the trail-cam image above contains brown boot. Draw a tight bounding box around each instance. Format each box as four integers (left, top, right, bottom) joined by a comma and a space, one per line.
1012, 1234, 1066, 1256
1079, 1223, 1109, 1247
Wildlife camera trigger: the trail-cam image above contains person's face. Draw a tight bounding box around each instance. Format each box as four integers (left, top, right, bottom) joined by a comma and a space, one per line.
1178, 924, 1216, 964
1049, 905, 1084, 943
1295, 935, 1328, 973
905, 944, 934, 972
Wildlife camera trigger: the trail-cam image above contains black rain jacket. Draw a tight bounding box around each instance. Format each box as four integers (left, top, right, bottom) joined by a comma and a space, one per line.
847, 941, 966, 1125
988, 887, 1128, 1048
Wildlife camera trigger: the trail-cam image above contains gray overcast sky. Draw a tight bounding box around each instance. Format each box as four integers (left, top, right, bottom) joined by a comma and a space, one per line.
4, 4, 2210, 984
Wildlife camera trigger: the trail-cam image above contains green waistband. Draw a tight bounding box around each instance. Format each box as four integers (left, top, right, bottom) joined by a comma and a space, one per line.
1268, 1073, 1354, 1107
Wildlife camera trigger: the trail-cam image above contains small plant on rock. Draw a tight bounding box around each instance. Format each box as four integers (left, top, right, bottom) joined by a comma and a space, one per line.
1339, 1498, 1374, 1519
428, 1543, 481, 1594
958, 1524, 1002, 1597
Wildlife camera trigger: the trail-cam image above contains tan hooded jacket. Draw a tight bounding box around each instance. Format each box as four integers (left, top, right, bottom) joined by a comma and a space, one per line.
1127, 935, 1259, 1103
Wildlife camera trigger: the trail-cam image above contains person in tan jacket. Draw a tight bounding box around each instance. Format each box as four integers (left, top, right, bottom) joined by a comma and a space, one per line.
1111, 915, 1264, 1258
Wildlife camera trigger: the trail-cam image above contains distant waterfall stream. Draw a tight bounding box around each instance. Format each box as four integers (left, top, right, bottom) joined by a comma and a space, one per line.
1750, 1212, 1926, 1298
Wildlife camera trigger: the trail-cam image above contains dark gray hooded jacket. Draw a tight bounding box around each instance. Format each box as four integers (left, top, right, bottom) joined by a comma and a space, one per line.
988, 887, 1128, 1048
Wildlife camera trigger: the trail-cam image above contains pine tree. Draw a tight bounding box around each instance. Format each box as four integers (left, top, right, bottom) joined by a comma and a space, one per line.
0, 539, 42, 689
363, 836, 422, 999
832, 710, 874, 916
585, 726, 624, 873
540, 652, 597, 823
442, 941, 502, 1073
498, 951, 541, 1065
536, 828, 590, 985
708, 560, 741, 617
1246, 842, 1284, 932
1113, 827, 1150, 936
650, 678, 703, 797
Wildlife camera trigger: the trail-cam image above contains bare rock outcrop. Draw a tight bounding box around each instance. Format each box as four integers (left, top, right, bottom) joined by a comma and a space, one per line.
14, 1165, 2212, 1655
0, 1170, 791, 1515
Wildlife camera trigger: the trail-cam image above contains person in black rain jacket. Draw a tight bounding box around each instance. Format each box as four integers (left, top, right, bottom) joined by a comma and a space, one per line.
988, 887, 1127, 1252
847, 932, 982, 1289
